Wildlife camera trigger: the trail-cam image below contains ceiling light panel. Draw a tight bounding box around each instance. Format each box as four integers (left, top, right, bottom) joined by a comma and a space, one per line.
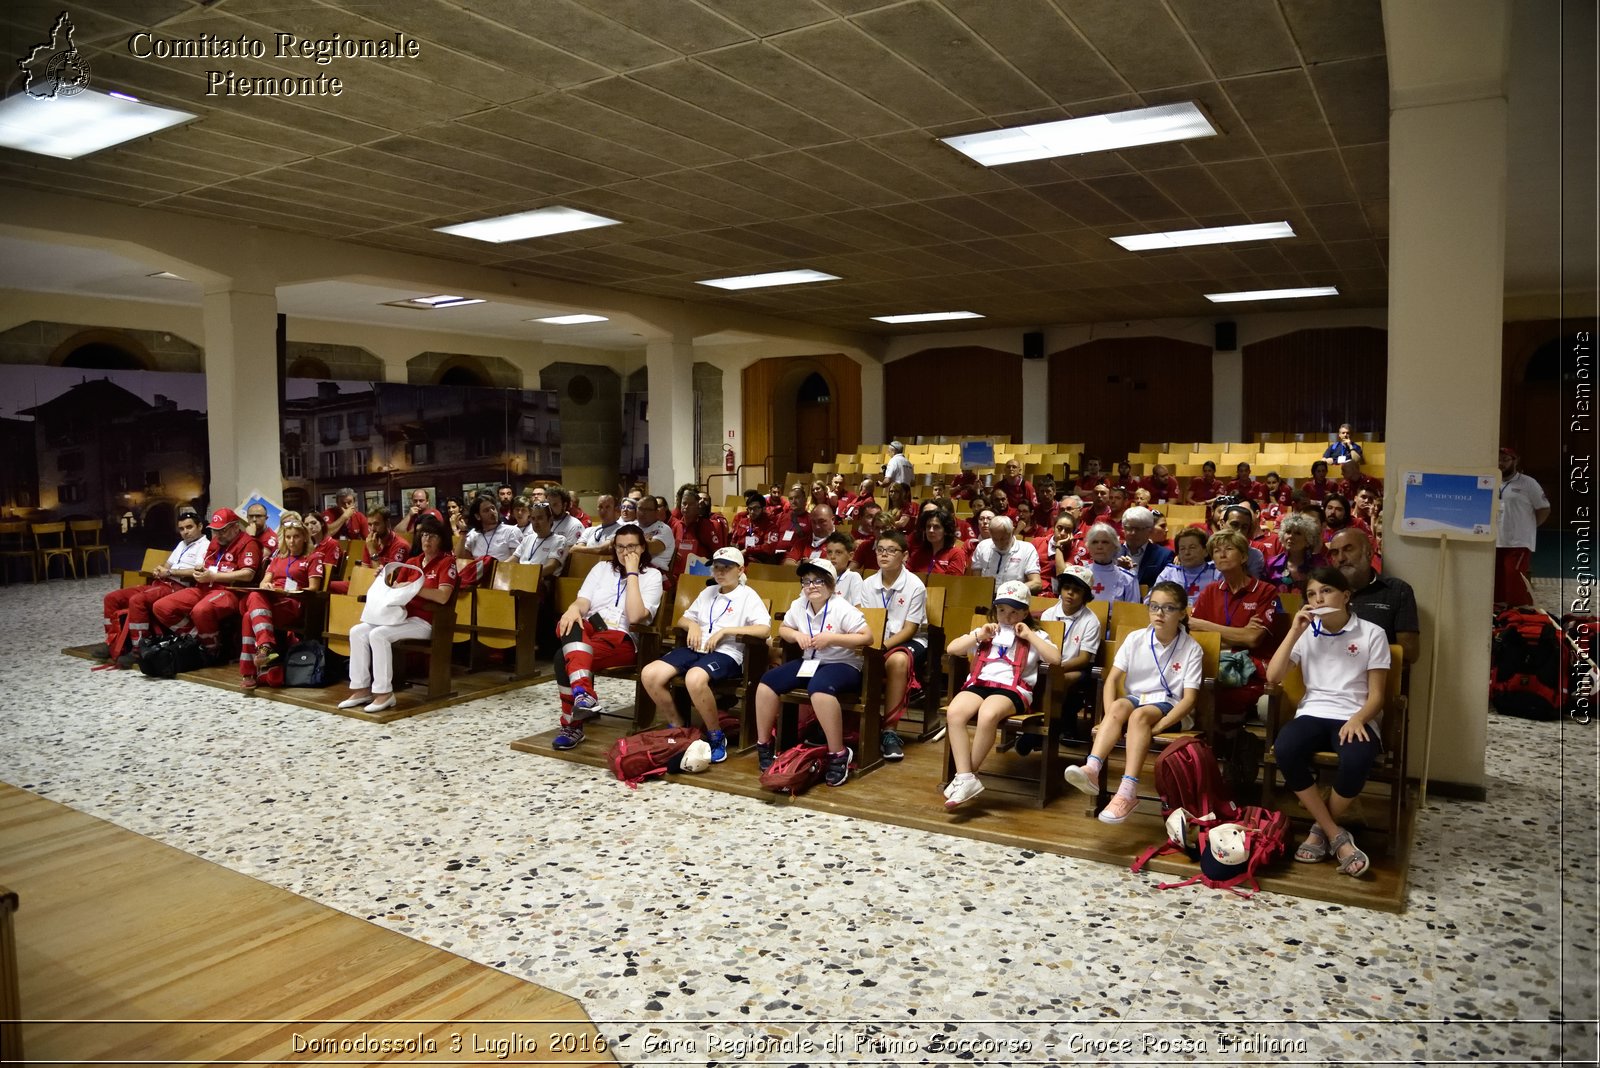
533, 314, 608, 324
1204, 286, 1339, 303
941, 102, 1216, 167
0, 88, 196, 160
871, 311, 984, 324
434, 206, 622, 244
1112, 222, 1296, 252
697, 269, 841, 291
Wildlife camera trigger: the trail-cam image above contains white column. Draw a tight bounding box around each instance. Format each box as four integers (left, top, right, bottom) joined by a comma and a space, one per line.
646, 336, 696, 495
1212, 350, 1243, 442
203, 287, 282, 510
1382, 0, 1509, 793
1021, 358, 1049, 442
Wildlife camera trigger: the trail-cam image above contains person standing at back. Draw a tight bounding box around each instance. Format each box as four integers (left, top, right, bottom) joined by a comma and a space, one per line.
1495, 446, 1549, 609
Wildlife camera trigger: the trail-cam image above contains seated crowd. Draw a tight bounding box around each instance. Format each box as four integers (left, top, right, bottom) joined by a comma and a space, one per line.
88, 435, 1416, 871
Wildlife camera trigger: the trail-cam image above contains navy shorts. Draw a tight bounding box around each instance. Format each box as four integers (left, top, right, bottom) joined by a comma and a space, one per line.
658, 645, 742, 682
760, 658, 862, 697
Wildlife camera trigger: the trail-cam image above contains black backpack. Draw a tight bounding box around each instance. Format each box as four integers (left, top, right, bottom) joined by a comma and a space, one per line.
283, 639, 346, 687
137, 634, 208, 679
1490, 609, 1563, 720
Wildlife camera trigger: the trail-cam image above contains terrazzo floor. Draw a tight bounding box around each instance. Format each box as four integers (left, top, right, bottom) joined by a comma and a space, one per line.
0, 575, 1594, 1065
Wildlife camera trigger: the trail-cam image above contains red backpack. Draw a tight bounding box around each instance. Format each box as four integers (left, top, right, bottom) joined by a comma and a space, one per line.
1133, 805, 1288, 898
759, 742, 830, 796
606, 726, 702, 789
1151, 736, 1241, 823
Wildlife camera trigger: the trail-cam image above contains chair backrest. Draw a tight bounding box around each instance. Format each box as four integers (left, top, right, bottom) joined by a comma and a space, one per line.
1088, 598, 1109, 634
349, 565, 380, 597
861, 606, 887, 650
69, 519, 105, 545
1110, 599, 1147, 641
669, 582, 701, 631
325, 594, 362, 656
568, 552, 607, 580
139, 548, 167, 572
474, 588, 517, 647
745, 562, 796, 584
926, 573, 994, 629
32, 522, 67, 547
923, 586, 946, 630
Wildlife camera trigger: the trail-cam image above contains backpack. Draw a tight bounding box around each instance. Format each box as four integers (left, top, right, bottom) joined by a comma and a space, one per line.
606, 726, 702, 789
283, 639, 347, 688
1132, 805, 1288, 897
1150, 736, 1240, 823
1490, 609, 1563, 720
759, 742, 830, 796
137, 633, 208, 679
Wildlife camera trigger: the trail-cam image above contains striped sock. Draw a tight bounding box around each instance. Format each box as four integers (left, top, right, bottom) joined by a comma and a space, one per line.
1118, 774, 1138, 797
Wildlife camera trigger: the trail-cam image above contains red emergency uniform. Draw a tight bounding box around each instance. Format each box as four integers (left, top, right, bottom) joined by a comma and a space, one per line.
152, 532, 262, 655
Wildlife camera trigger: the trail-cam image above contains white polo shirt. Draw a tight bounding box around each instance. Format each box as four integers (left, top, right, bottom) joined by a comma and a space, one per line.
1114, 626, 1203, 707
1040, 602, 1102, 662
684, 583, 771, 665
857, 567, 929, 644
641, 520, 676, 570
466, 522, 523, 561
576, 562, 663, 636
782, 594, 868, 669
515, 529, 570, 570
971, 538, 1041, 593
1289, 615, 1391, 722
1497, 472, 1549, 550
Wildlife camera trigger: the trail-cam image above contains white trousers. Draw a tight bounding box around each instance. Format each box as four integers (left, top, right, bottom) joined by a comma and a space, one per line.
348, 617, 432, 692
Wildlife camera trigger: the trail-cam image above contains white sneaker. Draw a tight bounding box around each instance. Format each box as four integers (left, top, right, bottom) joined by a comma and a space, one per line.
1063, 763, 1101, 796
944, 775, 984, 810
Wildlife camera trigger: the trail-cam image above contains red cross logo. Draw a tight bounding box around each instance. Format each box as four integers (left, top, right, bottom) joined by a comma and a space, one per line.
1171, 662, 1182, 671
897, 597, 905, 605
1093, 582, 1105, 593
825, 624, 834, 631
1348, 643, 1359, 655
1188, 583, 1199, 593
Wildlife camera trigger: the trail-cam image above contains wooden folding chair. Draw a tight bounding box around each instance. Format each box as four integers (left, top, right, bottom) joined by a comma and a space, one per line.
553, 575, 662, 728
771, 606, 889, 775
121, 548, 167, 589
70, 519, 111, 577
32, 522, 75, 580
0, 522, 36, 585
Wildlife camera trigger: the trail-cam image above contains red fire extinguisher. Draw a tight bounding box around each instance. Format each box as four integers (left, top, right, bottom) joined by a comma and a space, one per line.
723, 444, 736, 473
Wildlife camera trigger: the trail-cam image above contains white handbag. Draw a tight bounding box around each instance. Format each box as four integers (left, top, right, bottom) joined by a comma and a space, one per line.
360, 561, 424, 626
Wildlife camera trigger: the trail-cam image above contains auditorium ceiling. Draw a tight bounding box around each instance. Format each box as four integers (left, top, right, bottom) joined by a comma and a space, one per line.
0, 1, 1564, 337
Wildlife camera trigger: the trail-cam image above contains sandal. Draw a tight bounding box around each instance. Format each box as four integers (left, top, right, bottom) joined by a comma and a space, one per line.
1330, 830, 1370, 878
1294, 824, 1330, 863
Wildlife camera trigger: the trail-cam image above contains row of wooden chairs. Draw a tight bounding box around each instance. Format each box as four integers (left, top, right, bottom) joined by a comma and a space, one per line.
0, 520, 110, 583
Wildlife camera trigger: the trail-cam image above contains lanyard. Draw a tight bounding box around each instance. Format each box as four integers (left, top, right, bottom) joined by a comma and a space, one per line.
1059, 609, 1082, 651
1312, 616, 1352, 638
1149, 628, 1178, 698
805, 601, 830, 659
711, 593, 736, 626
1221, 581, 1251, 626
1180, 563, 1208, 589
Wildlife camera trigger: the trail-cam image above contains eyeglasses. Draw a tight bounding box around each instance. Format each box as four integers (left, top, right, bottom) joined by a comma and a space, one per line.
875, 546, 904, 555
1148, 603, 1184, 615
799, 577, 829, 589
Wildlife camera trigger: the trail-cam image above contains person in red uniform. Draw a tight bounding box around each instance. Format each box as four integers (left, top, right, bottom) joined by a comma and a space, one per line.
1141, 463, 1180, 505
784, 503, 836, 566
239, 518, 325, 688
95, 507, 210, 662
327, 507, 408, 594
1227, 462, 1270, 504
988, 486, 1018, 521
322, 487, 369, 542
907, 507, 968, 577
304, 512, 343, 572
1104, 485, 1131, 536
150, 507, 262, 662
732, 490, 792, 564
669, 483, 729, 577
1034, 510, 1081, 593
996, 459, 1037, 510
244, 502, 277, 556
1337, 459, 1384, 502
1187, 460, 1224, 505
1301, 460, 1336, 502
1113, 460, 1139, 494
1034, 474, 1061, 528
1073, 457, 1104, 497
397, 488, 446, 539
337, 515, 458, 715
1190, 529, 1287, 732
947, 468, 981, 501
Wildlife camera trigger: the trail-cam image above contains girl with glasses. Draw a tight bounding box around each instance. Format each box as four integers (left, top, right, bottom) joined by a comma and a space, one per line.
1063, 579, 1202, 823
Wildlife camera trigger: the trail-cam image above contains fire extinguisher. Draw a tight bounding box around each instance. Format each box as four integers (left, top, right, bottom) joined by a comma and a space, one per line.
723, 444, 736, 473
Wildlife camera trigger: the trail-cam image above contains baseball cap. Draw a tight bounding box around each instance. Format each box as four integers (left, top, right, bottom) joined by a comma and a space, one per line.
994, 580, 1031, 608
796, 558, 837, 586
889, 440, 904, 452
1057, 565, 1095, 599
1499, 445, 1519, 460
711, 547, 745, 567
208, 507, 241, 529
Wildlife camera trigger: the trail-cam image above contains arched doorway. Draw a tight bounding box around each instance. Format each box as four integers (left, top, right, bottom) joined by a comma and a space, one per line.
439, 364, 490, 387
47, 328, 154, 371
793, 372, 834, 475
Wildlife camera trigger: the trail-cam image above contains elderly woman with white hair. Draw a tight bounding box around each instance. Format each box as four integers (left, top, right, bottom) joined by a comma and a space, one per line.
969, 514, 1043, 596
1082, 522, 1140, 603
1264, 511, 1329, 593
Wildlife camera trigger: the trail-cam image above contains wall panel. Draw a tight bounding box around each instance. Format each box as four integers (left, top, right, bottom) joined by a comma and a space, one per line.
1048, 337, 1213, 463
1241, 326, 1388, 439
884, 347, 1024, 442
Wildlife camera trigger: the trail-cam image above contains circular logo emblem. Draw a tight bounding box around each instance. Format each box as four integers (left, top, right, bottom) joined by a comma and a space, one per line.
45, 49, 91, 96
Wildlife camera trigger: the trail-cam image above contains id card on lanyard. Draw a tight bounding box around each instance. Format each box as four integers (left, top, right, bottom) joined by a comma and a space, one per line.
798, 601, 830, 676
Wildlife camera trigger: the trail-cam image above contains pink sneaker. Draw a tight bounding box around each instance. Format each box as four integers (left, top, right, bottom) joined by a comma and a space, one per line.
1063, 762, 1100, 796
1097, 791, 1139, 824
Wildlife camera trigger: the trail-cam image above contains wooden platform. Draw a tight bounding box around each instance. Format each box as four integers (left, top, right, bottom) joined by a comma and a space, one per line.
0, 784, 613, 1066
63, 645, 549, 723
513, 717, 1411, 913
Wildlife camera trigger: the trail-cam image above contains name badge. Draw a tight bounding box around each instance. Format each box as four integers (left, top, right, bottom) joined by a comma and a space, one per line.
797, 659, 820, 678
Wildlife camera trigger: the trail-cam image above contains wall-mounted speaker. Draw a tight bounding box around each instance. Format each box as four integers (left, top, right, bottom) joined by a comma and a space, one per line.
1022, 331, 1044, 360
1214, 321, 1238, 351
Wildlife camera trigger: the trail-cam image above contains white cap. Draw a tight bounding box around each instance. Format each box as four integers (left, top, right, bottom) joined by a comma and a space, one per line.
796, 558, 838, 586
711, 546, 745, 567
679, 739, 712, 773
994, 580, 1031, 608
1057, 565, 1095, 599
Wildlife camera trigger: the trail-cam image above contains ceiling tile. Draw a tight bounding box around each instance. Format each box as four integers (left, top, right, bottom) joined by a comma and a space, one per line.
1341, 142, 1388, 201
851, 1, 1054, 114
942, 0, 1126, 103
459, 110, 679, 178
805, 141, 955, 200
1081, 174, 1186, 223
631, 59, 850, 148
1280, 0, 1386, 62
927, 194, 1036, 237
454, 0, 677, 69
1303, 202, 1372, 242
694, 0, 836, 36
697, 41, 908, 138
516, 95, 735, 169
1309, 56, 1390, 147
759, 151, 903, 207
970, 188, 1082, 234
576, 0, 751, 53
1205, 158, 1297, 212
1029, 181, 1133, 227
705, 159, 857, 214
344, 0, 611, 88
1167, 0, 1300, 78
769, 20, 982, 126
1222, 70, 1336, 154
648, 169, 814, 219
1144, 165, 1239, 217
1272, 150, 1358, 206
1062, 0, 1213, 91
573, 76, 793, 158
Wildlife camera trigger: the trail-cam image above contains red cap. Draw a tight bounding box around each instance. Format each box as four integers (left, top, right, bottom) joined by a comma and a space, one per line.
1499, 446, 1518, 460
208, 507, 241, 528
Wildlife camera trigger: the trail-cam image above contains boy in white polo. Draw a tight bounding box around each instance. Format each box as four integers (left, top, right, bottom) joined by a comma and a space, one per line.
856, 529, 928, 761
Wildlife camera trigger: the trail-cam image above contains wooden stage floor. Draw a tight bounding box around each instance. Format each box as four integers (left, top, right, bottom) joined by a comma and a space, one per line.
64, 645, 548, 723
0, 784, 613, 1067
513, 717, 1411, 913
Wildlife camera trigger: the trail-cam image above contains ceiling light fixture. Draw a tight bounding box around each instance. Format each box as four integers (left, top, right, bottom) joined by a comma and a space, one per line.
1204, 286, 1339, 303
0, 87, 197, 160
532, 314, 608, 325
870, 311, 985, 324
1111, 222, 1295, 252
697, 269, 841, 291
146, 271, 187, 280
382, 295, 487, 309
941, 102, 1216, 167
433, 206, 621, 243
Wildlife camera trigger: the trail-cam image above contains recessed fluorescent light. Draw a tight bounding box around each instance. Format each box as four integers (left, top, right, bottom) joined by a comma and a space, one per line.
697, 269, 841, 291
0, 87, 197, 160
1112, 222, 1295, 252
433, 206, 621, 243
146, 271, 187, 281
382, 295, 487, 310
532, 314, 608, 325
1205, 286, 1339, 303
871, 311, 985, 324
941, 102, 1216, 167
